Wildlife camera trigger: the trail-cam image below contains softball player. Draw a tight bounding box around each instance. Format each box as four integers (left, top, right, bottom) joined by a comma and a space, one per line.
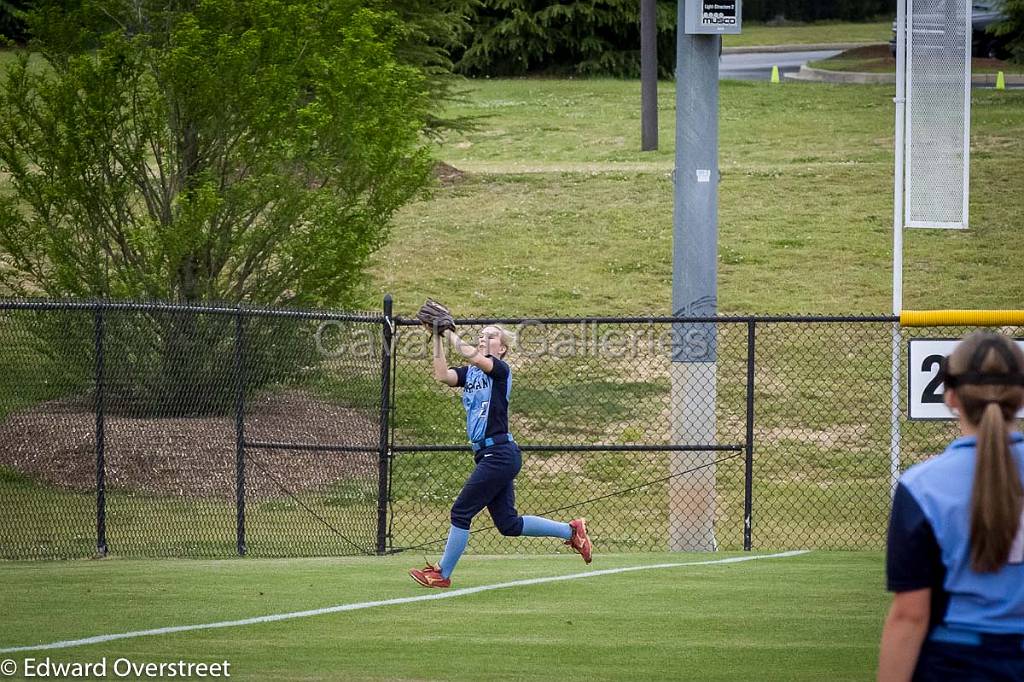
879, 331, 1024, 681
409, 325, 592, 588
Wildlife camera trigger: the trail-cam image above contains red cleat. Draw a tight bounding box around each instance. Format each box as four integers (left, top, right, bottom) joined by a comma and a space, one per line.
409, 562, 451, 588
566, 518, 593, 564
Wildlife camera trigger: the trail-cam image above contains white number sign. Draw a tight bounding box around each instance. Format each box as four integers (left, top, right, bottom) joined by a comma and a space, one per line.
908, 339, 1024, 421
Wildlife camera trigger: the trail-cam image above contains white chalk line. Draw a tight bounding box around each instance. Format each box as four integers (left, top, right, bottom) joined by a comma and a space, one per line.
0, 550, 810, 653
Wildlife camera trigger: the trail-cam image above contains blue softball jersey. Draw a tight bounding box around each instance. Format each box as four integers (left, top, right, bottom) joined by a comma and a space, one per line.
452, 356, 512, 443
886, 432, 1024, 634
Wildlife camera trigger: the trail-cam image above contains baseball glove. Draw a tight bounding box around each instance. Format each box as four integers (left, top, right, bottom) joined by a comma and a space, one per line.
416, 298, 456, 334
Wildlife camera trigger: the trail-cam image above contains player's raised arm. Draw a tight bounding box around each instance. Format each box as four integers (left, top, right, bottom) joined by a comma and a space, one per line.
445, 329, 494, 374
415, 298, 494, 373
431, 332, 460, 386
416, 298, 462, 386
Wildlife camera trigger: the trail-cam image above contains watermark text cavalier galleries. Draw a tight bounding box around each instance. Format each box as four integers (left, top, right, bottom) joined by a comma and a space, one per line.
316, 319, 716, 362
2, 657, 231, 678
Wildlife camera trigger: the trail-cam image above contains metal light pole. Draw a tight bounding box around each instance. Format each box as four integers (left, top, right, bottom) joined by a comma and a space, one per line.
669, 0, 740, 551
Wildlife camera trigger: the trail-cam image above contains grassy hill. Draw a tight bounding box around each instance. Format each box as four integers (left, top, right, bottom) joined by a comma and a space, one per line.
363, 79, 1024, 317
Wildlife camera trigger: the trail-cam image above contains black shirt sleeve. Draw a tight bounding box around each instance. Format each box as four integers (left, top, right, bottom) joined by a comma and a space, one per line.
485, 356, 509, 380
886, 482, 944, 593
452, 366, 468, 388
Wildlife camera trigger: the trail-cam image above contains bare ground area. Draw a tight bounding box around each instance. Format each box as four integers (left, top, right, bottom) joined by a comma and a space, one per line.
432, 161, 469, 186
0, 390, 379, 499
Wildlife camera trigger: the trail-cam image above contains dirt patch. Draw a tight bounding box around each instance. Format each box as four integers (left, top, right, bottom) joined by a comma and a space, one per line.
432, 161, 468, 187
972, 56, 1017, 71
756, 424, 874, 451
821, 45, 1020, 74
0, 391, 379, 499
523, 453, 585, 481
839, 44, 891, 60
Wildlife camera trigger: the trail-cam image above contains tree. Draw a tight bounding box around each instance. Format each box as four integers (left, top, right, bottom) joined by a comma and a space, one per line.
391, 0, 479, 137
0, 0, 460, 416
0, 0, 436, 309
452, 0, 895, 78
0, 1, 29, 43
992, 0, 1024, 63
456, 0, 678, 77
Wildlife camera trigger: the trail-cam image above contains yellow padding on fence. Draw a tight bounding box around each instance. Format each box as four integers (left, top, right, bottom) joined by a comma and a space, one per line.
900, 310, 1024, 327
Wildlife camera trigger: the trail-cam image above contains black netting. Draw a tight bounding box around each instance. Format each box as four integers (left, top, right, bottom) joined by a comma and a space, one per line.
242, 312, 382, 557
102, 308, 239, 557
751, 322, 897, 550
0, 302, 384, 559
0, 307, 96, 559
1, 302, 998, 559
388, 320, 749, 554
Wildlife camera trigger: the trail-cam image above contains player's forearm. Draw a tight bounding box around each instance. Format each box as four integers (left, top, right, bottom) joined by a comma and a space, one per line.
431, 334, 450, 382
446, 330, 479, 361
876, 608, 928, 682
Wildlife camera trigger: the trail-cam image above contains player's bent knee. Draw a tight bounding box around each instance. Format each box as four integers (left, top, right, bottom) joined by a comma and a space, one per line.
496, 517, 523, 537
450, 510, 472, 530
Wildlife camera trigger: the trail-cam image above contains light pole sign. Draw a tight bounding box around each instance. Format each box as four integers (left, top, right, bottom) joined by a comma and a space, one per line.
684, 0, 742, 34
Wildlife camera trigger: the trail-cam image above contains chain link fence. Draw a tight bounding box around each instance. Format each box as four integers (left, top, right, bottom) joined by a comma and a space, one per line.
0, 301, 385, 559
1, 299, 984, 559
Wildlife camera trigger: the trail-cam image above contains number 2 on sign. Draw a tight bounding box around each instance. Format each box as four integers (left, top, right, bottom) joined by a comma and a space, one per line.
921, 355, 945, 404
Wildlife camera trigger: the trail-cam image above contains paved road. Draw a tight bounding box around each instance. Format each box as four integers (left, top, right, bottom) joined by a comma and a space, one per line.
719, 50, 841, 80
718, 49, 1023, 88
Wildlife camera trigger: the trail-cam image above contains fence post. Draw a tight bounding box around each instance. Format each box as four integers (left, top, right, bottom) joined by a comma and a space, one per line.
94, 302, 108, 557
376, 295, 394, 555
743, 319, 755, 551
234, 309, 247, 557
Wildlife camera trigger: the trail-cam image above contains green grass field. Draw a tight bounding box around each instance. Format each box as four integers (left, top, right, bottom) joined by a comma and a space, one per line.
0, 22, 999, 682
0, 551, 887, 681
723, 20, 891, 47
364, 78, 1024, 316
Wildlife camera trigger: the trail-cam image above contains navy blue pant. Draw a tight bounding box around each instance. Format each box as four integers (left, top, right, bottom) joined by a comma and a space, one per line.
450, 443, 524, 536
914, 638, 1024, 681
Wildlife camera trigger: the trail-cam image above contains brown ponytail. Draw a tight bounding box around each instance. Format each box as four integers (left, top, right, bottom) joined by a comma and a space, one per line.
969, 401, 1023, 572
944, 331, 1024, 573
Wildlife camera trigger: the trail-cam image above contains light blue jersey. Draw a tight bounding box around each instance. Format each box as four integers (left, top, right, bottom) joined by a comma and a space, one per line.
453, 356, 511, 444
888, 433, 1024, 634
